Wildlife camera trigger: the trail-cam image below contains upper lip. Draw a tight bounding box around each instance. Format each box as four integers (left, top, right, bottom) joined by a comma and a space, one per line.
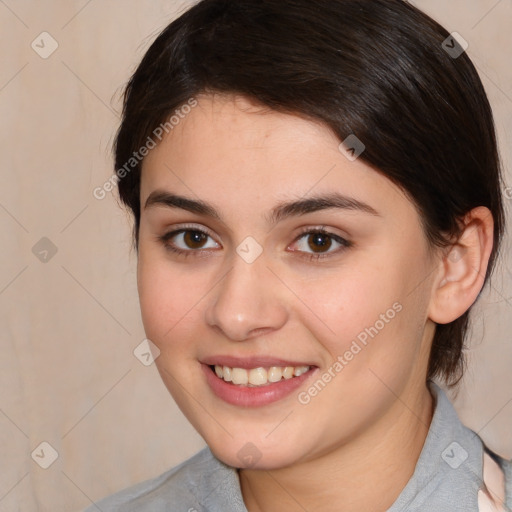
201, 355, 316, 369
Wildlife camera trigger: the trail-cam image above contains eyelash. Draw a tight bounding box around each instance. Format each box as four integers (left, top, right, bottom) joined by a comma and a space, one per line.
158, 225, 353, 262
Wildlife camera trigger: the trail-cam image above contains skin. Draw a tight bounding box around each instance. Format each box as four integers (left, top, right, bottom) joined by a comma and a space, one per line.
137, 93, 494, 511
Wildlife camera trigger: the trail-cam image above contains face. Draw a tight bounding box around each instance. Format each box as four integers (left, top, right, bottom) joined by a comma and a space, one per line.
137, 93, 438, 470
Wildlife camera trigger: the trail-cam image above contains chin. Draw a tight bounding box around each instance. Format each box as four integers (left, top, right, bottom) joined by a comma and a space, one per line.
206, 436, 305, 470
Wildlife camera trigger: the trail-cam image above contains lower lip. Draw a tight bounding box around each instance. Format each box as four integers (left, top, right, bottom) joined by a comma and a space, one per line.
201, 364, 317, 407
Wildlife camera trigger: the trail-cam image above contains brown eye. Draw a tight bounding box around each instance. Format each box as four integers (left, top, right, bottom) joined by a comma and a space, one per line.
183, 230, 208, 249
159, 228, 220, 254
307, 232, 333, 253
289, 229, 352, 259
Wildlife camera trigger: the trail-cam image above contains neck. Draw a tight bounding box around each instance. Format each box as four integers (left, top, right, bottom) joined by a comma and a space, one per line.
239, 383, 434, 512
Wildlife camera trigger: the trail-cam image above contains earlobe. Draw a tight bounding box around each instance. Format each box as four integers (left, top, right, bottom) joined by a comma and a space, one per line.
428, 207, 494, 325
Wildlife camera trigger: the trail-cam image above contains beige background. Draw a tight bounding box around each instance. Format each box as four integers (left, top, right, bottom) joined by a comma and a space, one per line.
0, 1, 511, 511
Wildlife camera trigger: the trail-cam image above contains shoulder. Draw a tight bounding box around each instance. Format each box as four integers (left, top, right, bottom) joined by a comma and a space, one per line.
390, 383, 511, 511
84, 447, 241, 512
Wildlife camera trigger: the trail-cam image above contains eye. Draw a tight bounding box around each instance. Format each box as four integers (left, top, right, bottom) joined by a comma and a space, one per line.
289, 228, 352, 259
159, 226, 220, 255
158, 225, 352, 260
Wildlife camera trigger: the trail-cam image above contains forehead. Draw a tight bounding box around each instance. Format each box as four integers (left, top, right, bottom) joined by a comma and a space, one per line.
140, 93, 413, 223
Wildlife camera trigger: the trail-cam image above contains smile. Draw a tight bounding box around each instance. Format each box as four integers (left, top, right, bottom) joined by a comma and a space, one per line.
202, 362, 317, 407
212, 365, 311, 387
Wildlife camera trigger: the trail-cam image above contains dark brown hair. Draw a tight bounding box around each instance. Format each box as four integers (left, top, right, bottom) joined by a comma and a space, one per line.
114, 0, 505, 387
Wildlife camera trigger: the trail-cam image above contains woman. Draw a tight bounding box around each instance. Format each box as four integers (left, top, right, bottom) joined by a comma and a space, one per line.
87, 0, 511, 510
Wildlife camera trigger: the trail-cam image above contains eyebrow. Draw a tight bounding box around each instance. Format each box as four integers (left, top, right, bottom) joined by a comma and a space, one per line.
144, 190, 381, 225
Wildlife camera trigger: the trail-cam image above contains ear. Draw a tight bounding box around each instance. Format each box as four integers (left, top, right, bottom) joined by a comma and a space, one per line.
428, 206, 494, 325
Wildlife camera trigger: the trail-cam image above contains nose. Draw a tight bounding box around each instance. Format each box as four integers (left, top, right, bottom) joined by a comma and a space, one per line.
205, 254, 289, 341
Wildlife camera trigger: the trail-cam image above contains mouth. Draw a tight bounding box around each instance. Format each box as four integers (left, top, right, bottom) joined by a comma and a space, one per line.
210, 364, 311, 387
201, 360, 318, 407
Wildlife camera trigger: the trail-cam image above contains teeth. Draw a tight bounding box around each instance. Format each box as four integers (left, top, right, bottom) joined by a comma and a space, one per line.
232, 368, 248, 385
213, 364, 311, 387
294, 366, 309, 377
222, 366, 232, 381
267, 366, 283, 382
248, 367, 267, 385
282, 366, 294, 379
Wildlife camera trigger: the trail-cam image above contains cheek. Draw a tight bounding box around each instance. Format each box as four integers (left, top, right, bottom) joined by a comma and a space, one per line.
298, 262, 401, 343
298, 254, 428, 376
136, 248, 204, 347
